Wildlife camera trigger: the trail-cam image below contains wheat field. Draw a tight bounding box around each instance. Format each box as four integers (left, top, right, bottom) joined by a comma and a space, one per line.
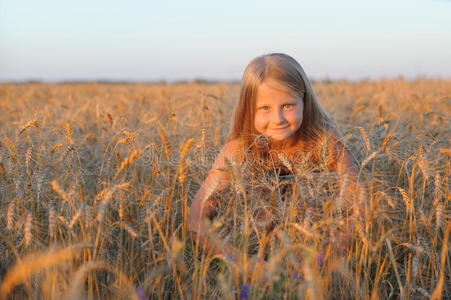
0, 79, 449, 299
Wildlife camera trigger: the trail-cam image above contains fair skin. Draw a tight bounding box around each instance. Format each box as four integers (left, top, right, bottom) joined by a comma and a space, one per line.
189, 79, 363, 273
254, 79, 303, 143
188, 139, 244, 262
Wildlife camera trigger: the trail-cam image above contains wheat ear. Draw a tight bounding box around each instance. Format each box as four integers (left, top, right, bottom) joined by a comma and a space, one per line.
18, 118, 39, 136
114, 150, 139, 180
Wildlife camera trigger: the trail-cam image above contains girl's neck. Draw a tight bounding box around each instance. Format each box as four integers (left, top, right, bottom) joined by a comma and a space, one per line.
268, 136, 299, 151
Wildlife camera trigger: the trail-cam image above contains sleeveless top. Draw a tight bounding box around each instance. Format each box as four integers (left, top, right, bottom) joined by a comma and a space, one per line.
241, 138, 338, 228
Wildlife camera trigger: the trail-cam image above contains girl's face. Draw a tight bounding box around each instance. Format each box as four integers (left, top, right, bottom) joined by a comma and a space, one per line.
254, 79, 304, 142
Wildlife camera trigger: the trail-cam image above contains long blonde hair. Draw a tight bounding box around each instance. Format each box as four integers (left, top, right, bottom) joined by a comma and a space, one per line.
228, 53, 333, 152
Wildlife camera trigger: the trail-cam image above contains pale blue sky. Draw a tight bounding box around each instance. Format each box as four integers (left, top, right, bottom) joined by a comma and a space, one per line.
1, 0, 450, 82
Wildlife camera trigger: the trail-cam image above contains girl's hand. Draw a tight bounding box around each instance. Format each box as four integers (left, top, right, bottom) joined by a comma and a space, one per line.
331, 223, 356, 256
333, 232, 350, 255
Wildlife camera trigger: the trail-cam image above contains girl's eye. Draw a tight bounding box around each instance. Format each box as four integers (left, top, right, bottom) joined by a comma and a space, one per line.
283, 104, 294, 109
259, 106, 270, 111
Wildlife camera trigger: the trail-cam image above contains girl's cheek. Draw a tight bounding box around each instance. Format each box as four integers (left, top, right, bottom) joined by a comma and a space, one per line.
294, 108, 303, 119
254, 113, 266, 130
256, 113, 268, 123
285, 111, 298, 120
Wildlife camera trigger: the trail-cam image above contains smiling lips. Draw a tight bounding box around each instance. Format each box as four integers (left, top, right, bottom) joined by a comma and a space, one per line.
271, 126, 289, 130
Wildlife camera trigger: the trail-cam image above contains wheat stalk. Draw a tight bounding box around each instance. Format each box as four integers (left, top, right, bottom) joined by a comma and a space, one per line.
25, 145, 33, 172
48, 207, 55, 236
61, 145, 75, 162
178, 138, 194, 183
378, 191, 395, 208
50, 143, 63, 154
386, 238, 404, 298
18, 118, 39, 136
277, 152, 293, 172
357, 127, 371, 153
430, 222, 451, 300
7, 201, 15, 231
69, 205, 84, 229
158, 127, 171, 160
4, 137, 17, 162
114, 150, 139, 180
381, 134, 394, 152
66, 261, 139, 300
0, 162, 6, 177
337, 173, 349, 209
121, 222, 138, 238
51, 180, 75, 211
435, 203, 443, 231
417, 145, 429, 179
96, 190, 114, 223
24, 211, 33, 246
397, 187, 410, 216
65, 123, 74, 145
96, 183, 129, 223
0, 244, 92, 299
361, 151, 377, 168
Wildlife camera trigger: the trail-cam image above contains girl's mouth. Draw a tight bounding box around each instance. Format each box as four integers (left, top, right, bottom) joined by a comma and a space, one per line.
271, 126, 289, 130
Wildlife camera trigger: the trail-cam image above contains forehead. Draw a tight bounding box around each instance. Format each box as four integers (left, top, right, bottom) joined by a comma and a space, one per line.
256, 79, 298, 103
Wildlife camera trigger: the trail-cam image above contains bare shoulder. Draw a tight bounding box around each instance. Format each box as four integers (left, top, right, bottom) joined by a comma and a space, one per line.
324, 124, 358, 173
222, 138, 245, 157
325, 124, 345, 143
214, 138, 245, 169
197, 138, 245, 193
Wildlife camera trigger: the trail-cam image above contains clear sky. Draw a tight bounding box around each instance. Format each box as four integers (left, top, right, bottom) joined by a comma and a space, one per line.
1, 0, 450, 82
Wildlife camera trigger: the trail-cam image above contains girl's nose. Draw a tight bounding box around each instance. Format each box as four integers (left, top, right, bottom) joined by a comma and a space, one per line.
272, 108, 285, 124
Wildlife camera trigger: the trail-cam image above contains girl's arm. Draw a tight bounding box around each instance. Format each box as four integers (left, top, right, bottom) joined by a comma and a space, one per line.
326, 127, 368, 253
327, 127, 366, 215
188, 139, 244, 260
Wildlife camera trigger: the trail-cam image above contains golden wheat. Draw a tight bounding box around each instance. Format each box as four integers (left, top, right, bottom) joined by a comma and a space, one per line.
0, 80, 449, 299
18, 118, 39, 136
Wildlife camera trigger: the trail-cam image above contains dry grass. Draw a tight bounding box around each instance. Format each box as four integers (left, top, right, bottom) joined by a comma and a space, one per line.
0, 79, 449, 299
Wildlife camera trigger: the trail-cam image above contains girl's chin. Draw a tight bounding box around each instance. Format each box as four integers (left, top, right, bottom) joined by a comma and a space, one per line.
267, 134, 296, 144
268, 136, 285, 142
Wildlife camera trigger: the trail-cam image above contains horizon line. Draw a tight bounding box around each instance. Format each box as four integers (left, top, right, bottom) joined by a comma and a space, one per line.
1, 74, 450, 85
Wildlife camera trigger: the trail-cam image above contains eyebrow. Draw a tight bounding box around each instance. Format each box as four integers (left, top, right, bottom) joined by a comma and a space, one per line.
256, 100, 297, 106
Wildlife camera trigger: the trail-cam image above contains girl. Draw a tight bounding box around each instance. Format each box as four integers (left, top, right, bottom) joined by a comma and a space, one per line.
189, 53, 363, 268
